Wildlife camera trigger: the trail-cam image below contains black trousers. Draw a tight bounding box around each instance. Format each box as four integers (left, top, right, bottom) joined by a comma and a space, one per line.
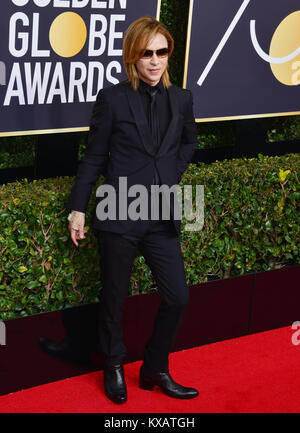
96, 219, 189, 373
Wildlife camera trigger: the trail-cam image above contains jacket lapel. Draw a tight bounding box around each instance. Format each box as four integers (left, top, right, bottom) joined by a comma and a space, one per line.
157, 85, 179, 157
126, 83, 154, 155
126, 82, 180, 157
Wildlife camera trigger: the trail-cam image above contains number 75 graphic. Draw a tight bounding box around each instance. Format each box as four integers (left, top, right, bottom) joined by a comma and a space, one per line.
197, 0, 300, 86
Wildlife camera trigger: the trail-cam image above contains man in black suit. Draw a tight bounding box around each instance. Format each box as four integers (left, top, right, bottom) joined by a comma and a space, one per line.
67, 16, 199, 403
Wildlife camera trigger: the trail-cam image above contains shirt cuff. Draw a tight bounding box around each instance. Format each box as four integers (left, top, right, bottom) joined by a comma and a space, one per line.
68, 210, 85, 230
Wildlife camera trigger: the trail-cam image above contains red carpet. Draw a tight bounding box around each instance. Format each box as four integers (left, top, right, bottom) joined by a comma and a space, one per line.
1, 325, 300, 413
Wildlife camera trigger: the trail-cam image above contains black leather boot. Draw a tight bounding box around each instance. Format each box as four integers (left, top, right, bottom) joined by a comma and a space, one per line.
139, 364, 199, 399
104, 364, 127, 404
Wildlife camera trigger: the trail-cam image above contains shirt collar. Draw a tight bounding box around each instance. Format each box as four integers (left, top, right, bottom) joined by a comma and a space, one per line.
139, 78, 164, 94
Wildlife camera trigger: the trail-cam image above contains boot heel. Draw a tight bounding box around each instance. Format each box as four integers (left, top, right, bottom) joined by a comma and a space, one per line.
140, 376, 155, 391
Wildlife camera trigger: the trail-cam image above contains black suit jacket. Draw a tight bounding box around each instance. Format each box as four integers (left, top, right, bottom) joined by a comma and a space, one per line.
67, 80, 198, 236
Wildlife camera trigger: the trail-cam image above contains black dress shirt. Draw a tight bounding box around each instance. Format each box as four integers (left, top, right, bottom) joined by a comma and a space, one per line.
138, 78, 171, 185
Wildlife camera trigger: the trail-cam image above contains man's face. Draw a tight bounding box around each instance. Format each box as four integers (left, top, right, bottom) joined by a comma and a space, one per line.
135, 33, 169, 86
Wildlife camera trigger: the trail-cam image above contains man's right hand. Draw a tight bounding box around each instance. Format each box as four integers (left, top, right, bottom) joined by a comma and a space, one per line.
68, 211, 87, 247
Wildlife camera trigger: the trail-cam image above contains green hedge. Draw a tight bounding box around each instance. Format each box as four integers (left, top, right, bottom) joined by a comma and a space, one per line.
0, 153, 299, 320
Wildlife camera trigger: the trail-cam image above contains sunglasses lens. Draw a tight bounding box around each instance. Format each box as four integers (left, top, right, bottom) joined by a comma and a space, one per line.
157, 48, 169, 57
141, 50, 153, 58
141, 48, 169, 59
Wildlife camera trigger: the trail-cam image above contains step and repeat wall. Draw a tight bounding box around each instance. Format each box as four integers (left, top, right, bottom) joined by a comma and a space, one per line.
0, 0, 299, 134
0, 0, 160, 136
184, 0, 300, 121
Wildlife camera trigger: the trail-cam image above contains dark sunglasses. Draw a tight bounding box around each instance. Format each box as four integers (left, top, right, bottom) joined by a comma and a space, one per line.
140, 48, 169, 59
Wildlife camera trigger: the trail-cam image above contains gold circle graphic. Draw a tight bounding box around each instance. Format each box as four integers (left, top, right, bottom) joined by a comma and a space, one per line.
270, 11, 300, 86
49, 12, 87, 58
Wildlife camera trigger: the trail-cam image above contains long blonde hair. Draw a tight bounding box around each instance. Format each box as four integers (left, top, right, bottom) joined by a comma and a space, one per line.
123, 16, 174, 91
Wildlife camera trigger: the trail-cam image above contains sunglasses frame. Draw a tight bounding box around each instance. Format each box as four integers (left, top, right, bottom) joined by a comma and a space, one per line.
140, 48, 169, 59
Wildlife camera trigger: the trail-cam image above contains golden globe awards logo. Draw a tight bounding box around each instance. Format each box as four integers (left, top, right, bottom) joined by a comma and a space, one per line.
3, 0, 127, 107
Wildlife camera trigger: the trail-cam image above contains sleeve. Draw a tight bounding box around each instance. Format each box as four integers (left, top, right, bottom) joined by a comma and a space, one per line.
66, 89, 113, 212
176, 90, 199, 183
